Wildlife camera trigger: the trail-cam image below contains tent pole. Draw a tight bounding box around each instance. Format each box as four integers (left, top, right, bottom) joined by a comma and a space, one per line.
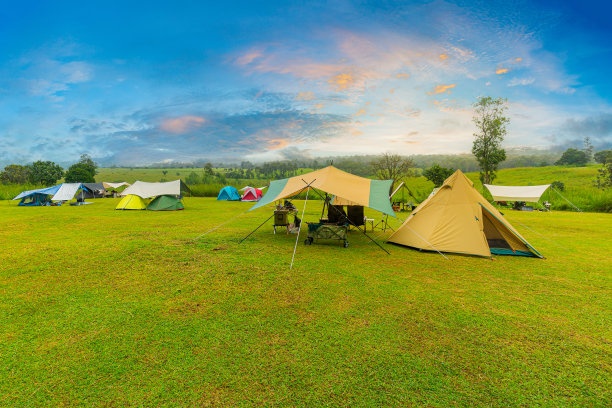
301, 179, 391, 255
290, 187, 309, 270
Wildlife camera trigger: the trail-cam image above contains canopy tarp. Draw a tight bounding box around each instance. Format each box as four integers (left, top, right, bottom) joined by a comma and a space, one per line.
12, 184, 61, 200
51, 183, 88, 201
239, 185, 267, 191
484, 184, 550, 203
103, 182, 130, 189
388, 170, 542, 258
120, 180, 191, 198
249, 166, 396, 216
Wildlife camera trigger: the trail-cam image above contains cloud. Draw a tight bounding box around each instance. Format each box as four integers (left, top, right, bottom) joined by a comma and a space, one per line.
427, 84, 456, 95
439, 54, 448, 61
396, 73, 410, 79
508, 77, 535, 87
160, 115, 206, 134
496, 68, 509, 74
296, 91, 316, 101
328, 73, 356, 91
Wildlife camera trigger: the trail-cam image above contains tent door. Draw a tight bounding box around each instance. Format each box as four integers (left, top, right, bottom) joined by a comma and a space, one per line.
481, 209, 513, 251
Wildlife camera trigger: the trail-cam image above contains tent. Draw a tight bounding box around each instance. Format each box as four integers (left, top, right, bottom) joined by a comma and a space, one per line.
217, 186, 241, 201
147, 195, 184, 211
13, 185, 61, 206
115, 194, 148, 210
103, 182, 130, 189
51, 183, 91, 202
121, 180, 191, 198
241, 187, 263, 202
239, 185, 267, 191
83, 182, 106, 198
388, 170, 542, 258
484, 184, 550, 203
250, 166, 396, 216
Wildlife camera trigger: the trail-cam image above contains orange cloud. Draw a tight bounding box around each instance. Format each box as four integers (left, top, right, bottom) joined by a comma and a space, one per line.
328, 73, 355, 91
160, 116, 205, 134
351, 130, 363, 136
496, 68, 509, 74
389, 88, 396, 94
514, 57, 523, 63
312, 103, 324, 110
353, 109, 366, 116
427, 84, 456, 95
396, 73, 410, 79
265, 138, 290, 150
296, 91, 315, 101
235, 50, 263, 66
439, 54, 448, 61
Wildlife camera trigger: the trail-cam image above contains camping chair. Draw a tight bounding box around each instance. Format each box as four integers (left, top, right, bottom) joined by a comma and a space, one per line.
346, 206, 364, 230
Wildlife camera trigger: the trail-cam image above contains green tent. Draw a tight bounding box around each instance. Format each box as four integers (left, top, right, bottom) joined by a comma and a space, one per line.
146, 195, 184, 211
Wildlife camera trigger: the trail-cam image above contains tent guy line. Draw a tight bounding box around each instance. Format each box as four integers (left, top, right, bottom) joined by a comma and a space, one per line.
290, 186, 310, 270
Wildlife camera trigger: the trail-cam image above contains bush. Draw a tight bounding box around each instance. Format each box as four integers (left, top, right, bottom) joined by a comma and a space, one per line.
551, 181, 565, 192
556, 148, 588, 166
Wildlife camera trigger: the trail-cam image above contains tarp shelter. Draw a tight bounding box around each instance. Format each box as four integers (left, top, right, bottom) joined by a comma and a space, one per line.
250, 166, 396, 216
13, 185, 61, 206
115, 194, 148, 210
239, 185, 267, 191
484, 184, 551, 203
241, 187, 263, 202
121, 180, 191, 199
83, 182, 106, 198
217, 186, 241, 201
103, 182, 130, 189
51, 183, 90, 202
147, 195, 184, 211
388, 170, 542, 258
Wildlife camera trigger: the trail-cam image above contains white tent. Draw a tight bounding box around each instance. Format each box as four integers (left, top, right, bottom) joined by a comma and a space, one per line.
103, 182, 130, 189
484, 184, 551, 203
52, 183, 87, 201
239, 185, 267, 191
120, 180, 189, 199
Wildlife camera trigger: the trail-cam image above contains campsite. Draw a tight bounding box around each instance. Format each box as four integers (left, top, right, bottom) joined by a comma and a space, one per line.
1, 164, 611, 405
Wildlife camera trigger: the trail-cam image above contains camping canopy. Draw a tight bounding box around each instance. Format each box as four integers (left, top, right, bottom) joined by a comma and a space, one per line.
249, 166, 396, 216
83, 182, 106, 198
13, 185, 61, 201
116, 195, 148, 210
388, 170, 542, 258
103, 182, 130, 189
241, 187, 263, 202
217, 186, 241, 201
147, 195, 184, 211
51, 183, 89, 201
484, 184, 551, 203
121, 180, 191, 199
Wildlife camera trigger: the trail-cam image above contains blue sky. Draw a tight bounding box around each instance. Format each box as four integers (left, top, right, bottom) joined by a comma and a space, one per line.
1, 0, 611, 166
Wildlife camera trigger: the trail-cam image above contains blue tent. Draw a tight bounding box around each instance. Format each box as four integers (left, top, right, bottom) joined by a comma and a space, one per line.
13, 185, 62, 206
217, 186, 240, 201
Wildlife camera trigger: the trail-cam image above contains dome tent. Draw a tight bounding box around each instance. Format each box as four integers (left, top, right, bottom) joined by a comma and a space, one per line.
217, 186, 240, 201
147, 195, 184, 211
116, 194, 148, 210
241, 187, 263, 202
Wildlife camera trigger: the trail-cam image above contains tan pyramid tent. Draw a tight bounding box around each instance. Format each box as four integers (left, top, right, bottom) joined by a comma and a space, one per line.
388, 170, 542, 258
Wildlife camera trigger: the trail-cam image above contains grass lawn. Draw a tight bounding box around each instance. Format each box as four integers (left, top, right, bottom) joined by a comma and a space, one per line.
0, 198, 610, 406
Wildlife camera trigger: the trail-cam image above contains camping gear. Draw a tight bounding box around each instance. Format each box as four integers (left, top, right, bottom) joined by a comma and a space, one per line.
484, 184, 551, 203
147, 195, 184, 211
388, 170, 543, 258
241, 187, 263, 202
103, 182, 130, 189
82, 183, 106, 198
249, 166, 395, 217
346, 205, 365, 227
13, 185, 62, 206
115, 194, 148, 210
217, 186, 241, 201
51, 183, 91, 202
273, 208, 298, 233
121, 180, 191, 198
305, 223, 349, 247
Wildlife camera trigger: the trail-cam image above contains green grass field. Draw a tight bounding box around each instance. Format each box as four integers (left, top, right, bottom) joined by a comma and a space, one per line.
0, 197, 610, 406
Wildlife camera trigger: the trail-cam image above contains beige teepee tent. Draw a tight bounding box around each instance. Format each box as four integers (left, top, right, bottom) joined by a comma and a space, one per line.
388, 170, 542, 258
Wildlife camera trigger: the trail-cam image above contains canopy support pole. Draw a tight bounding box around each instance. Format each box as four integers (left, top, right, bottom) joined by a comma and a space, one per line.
290, 187, 309, 270
552, 188, 582, 213
301, 179, 391, 255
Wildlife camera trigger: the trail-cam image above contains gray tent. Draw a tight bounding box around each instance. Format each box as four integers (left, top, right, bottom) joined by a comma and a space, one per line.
82, 183, 106, 198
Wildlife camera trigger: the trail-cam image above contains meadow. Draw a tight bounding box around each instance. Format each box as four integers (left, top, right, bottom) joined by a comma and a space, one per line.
0, 197, 610, 406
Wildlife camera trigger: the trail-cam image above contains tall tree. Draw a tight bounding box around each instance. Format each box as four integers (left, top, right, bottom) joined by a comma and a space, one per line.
29, 161, 64, 186
471, 96, 508, 184
583, 136, 594, 162
0, 164, 31, 184
370, 153, 415, 191
555, 148, 588, 166
64, 154, 97, 183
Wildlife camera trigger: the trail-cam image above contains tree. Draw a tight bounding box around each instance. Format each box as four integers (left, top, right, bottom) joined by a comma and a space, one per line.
29, 161, 64, 186
204, 162, 214, 176
423, 164, 454, 187
594, 150, 612, 164
370, 153, 415, 191
595, 162, 612, 189
583, 136, 594, 162
471, 96, 508, 184
64, 154, 97, 183
555, 148, 588, 166
0, 164, 31, 184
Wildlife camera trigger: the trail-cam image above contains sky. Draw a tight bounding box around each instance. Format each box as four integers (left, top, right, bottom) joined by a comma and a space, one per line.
1, 0, 611, 166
